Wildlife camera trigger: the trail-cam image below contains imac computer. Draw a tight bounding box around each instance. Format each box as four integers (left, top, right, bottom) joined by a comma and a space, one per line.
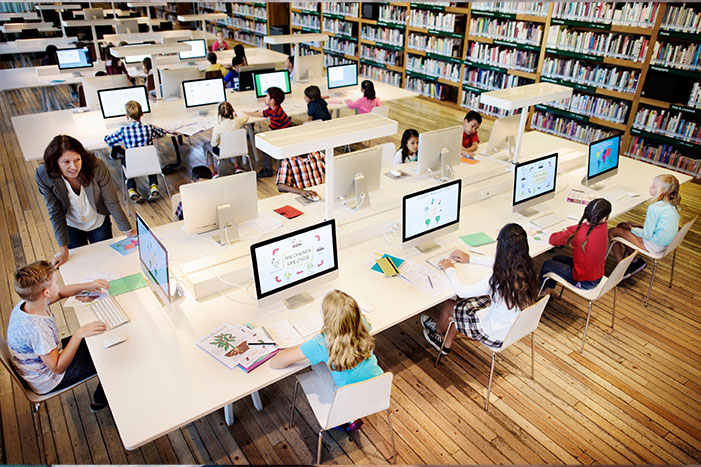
182, 77, 225, 115
120, 42, 150, 64
97, 85, 150, 119
416, 126, 462, 180
296, 53, 323, 82
56, 46, 93, 76
333, 145, 382, 210
179, 171, 258, 245
177, 39, 206, 65
583, 134, 620, 189
481, 113, 520, 161
327, 63, 358, 96
513, 152, 562, 227
251, 219, 339, 310
136, 212, 183, 307
161, 67, 202, 99
253, 69, 291, 99
402, 179, 462, 253
239, 65, 274, 91
82, 74, 131, 109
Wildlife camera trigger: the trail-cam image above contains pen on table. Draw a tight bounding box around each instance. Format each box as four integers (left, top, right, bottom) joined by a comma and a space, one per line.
468, 248, 484, 255
249, 342, 276, 346
427, 274, 434, 289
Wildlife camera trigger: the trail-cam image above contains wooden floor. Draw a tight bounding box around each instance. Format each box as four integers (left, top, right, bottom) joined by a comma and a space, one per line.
0, 82, 700, 465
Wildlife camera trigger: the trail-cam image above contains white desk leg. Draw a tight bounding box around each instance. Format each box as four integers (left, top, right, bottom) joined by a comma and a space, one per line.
324, 145, 335, 220
513, 106, 529, 166
246, 123, 261, 162
59, 10, 66, 37
151, 54, 163, 100
224, 403, 234, 425
91, 25, 101, 62
251, 391, 263, 411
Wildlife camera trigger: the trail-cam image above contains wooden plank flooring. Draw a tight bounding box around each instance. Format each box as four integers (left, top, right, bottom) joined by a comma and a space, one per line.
0, 81, 699, 465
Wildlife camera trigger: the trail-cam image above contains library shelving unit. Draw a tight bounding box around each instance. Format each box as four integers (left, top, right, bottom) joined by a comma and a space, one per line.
320, 1, 359, 68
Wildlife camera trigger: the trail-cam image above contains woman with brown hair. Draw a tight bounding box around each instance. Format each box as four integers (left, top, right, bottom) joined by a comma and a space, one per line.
36, 135, 135, 267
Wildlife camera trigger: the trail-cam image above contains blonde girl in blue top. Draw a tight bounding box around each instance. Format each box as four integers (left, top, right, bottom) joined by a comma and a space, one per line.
608, 174, 681, 277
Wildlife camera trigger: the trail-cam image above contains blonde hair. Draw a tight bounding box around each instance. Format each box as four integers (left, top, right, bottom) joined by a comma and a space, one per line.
653, 174, 681, 211
217, 101, 235, 121
14, 261, 55, 301
125, 100, 143, 120
321, 290, 374, 372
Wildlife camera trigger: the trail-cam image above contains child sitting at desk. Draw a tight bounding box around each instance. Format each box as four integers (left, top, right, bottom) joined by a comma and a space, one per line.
233, 44, 247, 66
305, 85, 331, 121
345, 80, 381, 114
104, 100, 168, 203
462, 111, 482, 156
205, 52, 227, 78
276, 150, 325, 201
393, 128, 419, 164
174, 166, 212, 221
245, 86, 292, 178
211, 30, 229, 52
224, 56, 244, 91
104, 44, 132, 83
203, 101, 249, 175
7, 260, 110, 412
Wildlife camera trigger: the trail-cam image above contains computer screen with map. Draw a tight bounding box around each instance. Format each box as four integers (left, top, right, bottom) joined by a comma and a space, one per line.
585, 134, 620, 186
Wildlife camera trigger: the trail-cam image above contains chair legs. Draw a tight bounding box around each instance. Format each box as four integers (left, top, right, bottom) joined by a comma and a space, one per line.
288, 380, 299, 428
316, 429, 324, 464
669, 250, 677, 288
159, 174, 172, 200
434, 321, 455, 367
32, 402, 47, 464
530, 332, 535, 380
644, 260, 658, 307
580, 301, 593, 354
611, 287, 617, 328
386, 409, 397, 464
485, 352, 496, 411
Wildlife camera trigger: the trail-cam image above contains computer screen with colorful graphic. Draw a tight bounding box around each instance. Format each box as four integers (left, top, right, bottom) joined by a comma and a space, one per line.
402, 179, 461, 242
136, 212, 169, 302
250, 220, 338, 299
587, 134, 620, 180
513, 152, 558, 207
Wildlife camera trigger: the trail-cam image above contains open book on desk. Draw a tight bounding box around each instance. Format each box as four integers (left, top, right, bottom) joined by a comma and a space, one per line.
196, 323, 279, 371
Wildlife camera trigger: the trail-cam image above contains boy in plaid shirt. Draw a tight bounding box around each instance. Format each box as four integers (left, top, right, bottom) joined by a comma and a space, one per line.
246, 86, 292, 178
276, 151, 325, 201
104, 100, 167, 202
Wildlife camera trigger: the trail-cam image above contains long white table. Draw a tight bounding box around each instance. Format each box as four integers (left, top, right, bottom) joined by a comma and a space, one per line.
57, 130, 691, 449
0, 36, 78, 67
0, 22, 60, 33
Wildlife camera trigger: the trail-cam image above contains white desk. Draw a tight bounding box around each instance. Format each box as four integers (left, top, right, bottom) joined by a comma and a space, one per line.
263, 33, 329, 85
62, 18, 162, 60
0, 12, 40, 22
56, 130, 690, 450
101, 29, 195, 44
0, 36, 78, 67
0, 22, 60, 33
177, 13, 227, 41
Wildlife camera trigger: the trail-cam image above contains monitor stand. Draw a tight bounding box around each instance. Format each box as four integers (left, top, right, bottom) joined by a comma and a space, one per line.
426, 148, 452, 182
72, 71, 83, 77
211, 204, 240, 246
342, 173, 370, 210
283, 292, 314, 310
415, 241, 441, 254
518, 208, 564, 229
581, 177, 611, 191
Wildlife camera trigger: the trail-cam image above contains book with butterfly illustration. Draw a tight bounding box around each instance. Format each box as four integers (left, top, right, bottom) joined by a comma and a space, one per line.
196, 323, 277, 370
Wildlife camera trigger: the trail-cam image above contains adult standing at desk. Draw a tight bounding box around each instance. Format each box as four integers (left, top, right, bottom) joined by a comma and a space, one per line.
36, 135, 135, 267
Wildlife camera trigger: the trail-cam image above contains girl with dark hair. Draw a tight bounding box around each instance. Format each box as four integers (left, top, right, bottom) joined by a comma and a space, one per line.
36, 135, 134, 267
42, 45, 58, 66
346, 80, 382, 114
304, 85, 331, 121
233, 44, 247, 66
539, 198, 612, 294
393, 128, 419, 164
421, 223, 538, 353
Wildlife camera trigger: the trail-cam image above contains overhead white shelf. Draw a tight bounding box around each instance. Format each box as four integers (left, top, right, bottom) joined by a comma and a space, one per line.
479, 82, 573, 111
263, 33, 329, 45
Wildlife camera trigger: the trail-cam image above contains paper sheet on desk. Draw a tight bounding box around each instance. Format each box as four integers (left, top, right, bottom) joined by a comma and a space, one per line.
400, 260, 451, 297
264, 319, 304, 348
165, 121, 213, 137
241, 213, 284, 236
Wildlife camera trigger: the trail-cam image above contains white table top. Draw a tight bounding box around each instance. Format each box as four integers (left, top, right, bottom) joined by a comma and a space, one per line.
0, 22, 60, 32
101, 29, 196, 44
0, 12, 40, 21
0, 36, 77, 55
143, 46, 289, 73
177, 13, 228, 22
480, 82, 573, 110
56, 130, 691, 449
128, 2, 168, 7
35, 4, 80, 11
264, 33, 329, 44
0, 63, 106, 92
111, 42, 191, 57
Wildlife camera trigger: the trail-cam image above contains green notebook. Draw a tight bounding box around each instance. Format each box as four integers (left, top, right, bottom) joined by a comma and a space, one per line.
460, 232, 495, 247
108, 273, 148, 296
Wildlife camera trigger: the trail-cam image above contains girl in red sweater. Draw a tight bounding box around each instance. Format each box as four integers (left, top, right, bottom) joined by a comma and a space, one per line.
539, 198, 612, 295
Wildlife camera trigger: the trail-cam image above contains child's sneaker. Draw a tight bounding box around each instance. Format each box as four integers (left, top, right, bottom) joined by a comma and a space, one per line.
128, 188, 143, 203
332, 419, 363, 431
89, 399, 108, 413
257, 167, 274, 178
423, 328, 451, 356
148, 184, 159, 202
623, 258, 646, 279
234, 165, 245, 174
420, 314, 439, 334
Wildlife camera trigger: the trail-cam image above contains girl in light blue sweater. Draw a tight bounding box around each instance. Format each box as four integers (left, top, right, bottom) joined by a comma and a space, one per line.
609, 174, 681, 277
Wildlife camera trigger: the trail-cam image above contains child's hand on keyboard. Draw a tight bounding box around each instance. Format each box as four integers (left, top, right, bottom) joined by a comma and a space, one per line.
86, 279, 109, 293
449, 249, 470, 263
78, 321, 107, 338
439, 258, 455, 270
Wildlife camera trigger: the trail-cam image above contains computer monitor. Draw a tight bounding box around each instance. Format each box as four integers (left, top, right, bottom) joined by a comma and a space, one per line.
327, 63, 358, 90
120, 42, 149, 64
161, 67, 202, 98
416, 126, 462, 180
97, 85, 150, 119
182, 77, 225, 113
179, 171, 258, 244
239, 65, 274, 91
253, 69, 291, 99
177, 39, 206, 61
483, 113, 520, 160
136, 212, 182, 306
333, 145, 382, 210
250, 219, 339, 309
584, 134, 620, 188
402, 179, 462, 253
512, 152, 558, 215
296, 53, 323, 82
56, 46, 93, 72
82, 74, 131, 109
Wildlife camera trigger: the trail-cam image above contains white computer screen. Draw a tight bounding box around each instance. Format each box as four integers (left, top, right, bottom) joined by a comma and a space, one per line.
178, 39, 206, 60
588, 134, 620, 179
253, 70, 291, 98
403, 179, 461, 242
327, 63, 358, 89
56, 47, 93, 70
251, 220, 338, 299
121, 43, 149, 64
182, 78, 225, 108
513, 153, 558, 205
97, 85, 150, 119
136, 213, 169, 301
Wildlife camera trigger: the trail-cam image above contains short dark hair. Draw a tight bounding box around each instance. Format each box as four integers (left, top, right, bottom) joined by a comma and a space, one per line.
231, 56, 244, 67
267, 86, 285, 105
142, 56, 152, 72
191, 165, 213, 181
464, 111, 482, 124
43, 135, 97, 186
95, 71, 107, 76
304, 85, 322, 102
233, 44, 246, 59
361, 80, 376, 100
287, 55, 294, 66
207, 52, 217, 64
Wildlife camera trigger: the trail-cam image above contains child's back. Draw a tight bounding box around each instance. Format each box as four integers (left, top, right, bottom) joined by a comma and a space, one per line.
634, 200, 680, 249
300, 333, 382, 387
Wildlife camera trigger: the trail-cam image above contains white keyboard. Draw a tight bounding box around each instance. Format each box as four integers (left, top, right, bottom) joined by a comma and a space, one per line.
532, 212, 565, 229
292, 313, 324, 337
425, 249, 453, 270
89, 295, 129, 330
602, 188, 629, 203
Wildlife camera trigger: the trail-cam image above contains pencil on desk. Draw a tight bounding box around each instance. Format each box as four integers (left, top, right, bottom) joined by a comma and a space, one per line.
427, 275, 433, 289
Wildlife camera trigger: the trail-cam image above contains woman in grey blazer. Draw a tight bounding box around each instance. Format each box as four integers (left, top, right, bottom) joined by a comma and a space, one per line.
36, 135, 135, 267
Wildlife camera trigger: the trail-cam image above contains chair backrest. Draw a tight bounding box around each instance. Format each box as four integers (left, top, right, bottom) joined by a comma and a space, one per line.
371, 105, 389, 118
498, 295, 550, 351
380, 142, 396, 168
124, 146, 162, 178
326, 372, 393, 429
601, 252, 637, 297
663, 215, 698, 257
0, 335, 42, 403
219, 129, 248, 158
171, 192, 182, 222
205, 69, 223, 80
82, 74, 131, 108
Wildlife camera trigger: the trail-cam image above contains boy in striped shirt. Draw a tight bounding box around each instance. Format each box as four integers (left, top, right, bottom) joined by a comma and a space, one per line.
246, 86, 291, 178
276, 151, 325, 201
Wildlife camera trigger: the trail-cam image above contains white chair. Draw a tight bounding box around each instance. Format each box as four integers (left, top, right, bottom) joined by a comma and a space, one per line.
289, 364, 396, 464
610, 215, 697, 307
371, 105, 389, 118
540, 252, 636, 353
434, 295, 550, 411
216, 129, 251, 173
171, 192, 181, 222
121, 145, 171, 214
380, 142, 396, 168
0, 336, 96, 464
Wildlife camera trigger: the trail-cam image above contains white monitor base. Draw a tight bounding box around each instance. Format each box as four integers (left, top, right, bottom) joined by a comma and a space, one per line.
283, 292, 314, 310
416, 240, 441, 254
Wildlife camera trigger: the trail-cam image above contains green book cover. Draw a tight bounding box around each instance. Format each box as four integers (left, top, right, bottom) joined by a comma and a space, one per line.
108, 273, 148, 296
460, 232, 495, 247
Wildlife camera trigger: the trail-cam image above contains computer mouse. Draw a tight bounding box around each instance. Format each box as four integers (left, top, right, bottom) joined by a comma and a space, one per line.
103, 334, 128, 348
308, 193, 320, 202
389, 170, 402, 177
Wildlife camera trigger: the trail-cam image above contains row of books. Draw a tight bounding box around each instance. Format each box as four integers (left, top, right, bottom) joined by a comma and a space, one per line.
408, 10, 457, 32
689, 82, 701, 109
234, 30, 263, 48
461, 89, 520, 118
541, 57, 640, 94
546, 27, 649, 62
626, 137, 700, 176
551, 2, 660, 27
464, 67, 533, 91
232, 17, 265, 34
550, 92, 630, 123
324, 53, 354, 68
471, 2, 548, 17
361, 25, 404, 47
292, 2, 318, 11
611, 2, 660, 27
407, 33, 461, 57
467, 42, 538, 73
649, 41, 701, 71
633, 108, 701, 144
292, 12, 320, 30
323, 18, 353, 36
661, 4, 701, 32
531, 110, 617, 144
326, 37, 356, 57
378, 4, 407, 24
407, 55, 461, 82
231, 3, 267, 20
404, 76, 450, 99
360, 44, 402, 67
469, 18, 543, 46
360, 63, 402, 87
323, 1, 358, 18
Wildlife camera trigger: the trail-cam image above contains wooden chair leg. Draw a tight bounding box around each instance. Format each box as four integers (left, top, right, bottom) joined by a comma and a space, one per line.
580, 301, 593, 354
644, 260, 658, 307
485, 352, 496, 411
387, 409, 396, 464
288, 380, 299, 428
